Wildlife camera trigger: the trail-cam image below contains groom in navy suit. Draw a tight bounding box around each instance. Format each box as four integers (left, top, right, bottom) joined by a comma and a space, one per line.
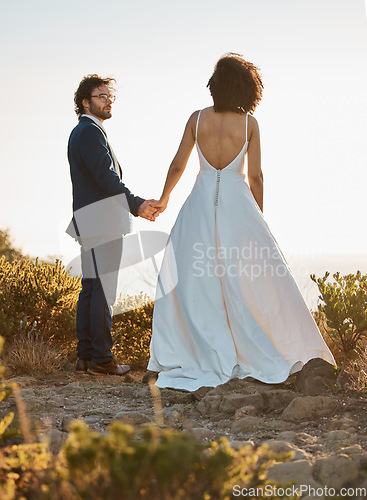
67, 74, 158, 376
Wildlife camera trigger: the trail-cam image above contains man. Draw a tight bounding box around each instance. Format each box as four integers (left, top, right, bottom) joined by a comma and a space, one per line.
67, 74, 158, 376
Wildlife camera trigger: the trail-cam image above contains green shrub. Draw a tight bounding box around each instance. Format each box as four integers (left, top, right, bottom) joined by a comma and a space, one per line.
0, 229, 23, 262
311, 270, 367, 386
112, 293, 153, 369
0, 257, 81, 347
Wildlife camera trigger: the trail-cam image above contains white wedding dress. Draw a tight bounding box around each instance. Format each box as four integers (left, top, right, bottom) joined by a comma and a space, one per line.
147, 111, 336, 392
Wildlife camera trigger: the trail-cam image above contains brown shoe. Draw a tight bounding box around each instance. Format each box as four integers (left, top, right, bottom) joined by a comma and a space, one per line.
76, 359, 91, 372
87, 358, 130, 376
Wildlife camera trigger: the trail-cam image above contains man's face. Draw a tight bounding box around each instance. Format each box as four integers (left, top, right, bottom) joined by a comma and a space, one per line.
83, 84, 115, 121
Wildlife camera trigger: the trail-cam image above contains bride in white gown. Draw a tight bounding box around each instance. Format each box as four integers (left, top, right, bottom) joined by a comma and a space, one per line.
147, 53, 336, 392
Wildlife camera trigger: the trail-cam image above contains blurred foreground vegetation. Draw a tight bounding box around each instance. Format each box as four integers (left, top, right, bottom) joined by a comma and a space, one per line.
0, 333, 298, 500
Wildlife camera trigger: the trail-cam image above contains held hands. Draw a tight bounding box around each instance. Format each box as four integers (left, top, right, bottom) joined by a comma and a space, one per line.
137, 199, 160, 221
150, 197, 169, 215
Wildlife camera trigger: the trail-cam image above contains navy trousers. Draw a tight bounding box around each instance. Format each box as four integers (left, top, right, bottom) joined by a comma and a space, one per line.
76, 238, 123, 364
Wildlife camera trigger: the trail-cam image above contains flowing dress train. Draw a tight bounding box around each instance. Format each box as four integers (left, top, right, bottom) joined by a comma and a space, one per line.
147, 111, 336, 391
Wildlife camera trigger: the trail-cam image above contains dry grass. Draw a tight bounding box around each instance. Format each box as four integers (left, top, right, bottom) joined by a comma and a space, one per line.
312, 309, 343, 366
346, 338, 367, 391
3, 331, 67, 378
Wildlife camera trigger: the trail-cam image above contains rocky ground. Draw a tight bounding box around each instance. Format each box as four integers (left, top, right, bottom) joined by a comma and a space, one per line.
2, 358, 367, 499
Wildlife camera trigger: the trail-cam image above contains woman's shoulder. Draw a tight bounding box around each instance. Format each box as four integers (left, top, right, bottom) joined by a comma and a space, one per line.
188, 106, 213, 120
247, 113, 258, 124
247, 113, 259, 132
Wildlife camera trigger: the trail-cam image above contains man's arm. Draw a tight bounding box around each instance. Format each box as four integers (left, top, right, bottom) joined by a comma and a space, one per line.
79, 124, 150, 217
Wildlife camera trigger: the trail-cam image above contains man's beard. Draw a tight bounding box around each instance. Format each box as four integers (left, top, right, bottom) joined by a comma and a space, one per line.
89, 101, 111, 120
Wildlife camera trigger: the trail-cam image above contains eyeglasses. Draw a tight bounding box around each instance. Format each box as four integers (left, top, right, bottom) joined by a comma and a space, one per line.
90, 93, 116, 103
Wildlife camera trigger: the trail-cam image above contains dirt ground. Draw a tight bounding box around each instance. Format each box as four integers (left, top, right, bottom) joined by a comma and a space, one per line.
2, 366, 367, 453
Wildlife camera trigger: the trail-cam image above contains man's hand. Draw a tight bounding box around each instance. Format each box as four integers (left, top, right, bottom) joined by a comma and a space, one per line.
137, 200, 159, 221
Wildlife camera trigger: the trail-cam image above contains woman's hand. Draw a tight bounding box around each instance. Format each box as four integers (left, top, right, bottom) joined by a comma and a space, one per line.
150, 197, 169, 215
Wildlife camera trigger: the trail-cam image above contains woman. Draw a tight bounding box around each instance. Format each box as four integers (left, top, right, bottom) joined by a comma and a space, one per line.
147, 53, 336, 392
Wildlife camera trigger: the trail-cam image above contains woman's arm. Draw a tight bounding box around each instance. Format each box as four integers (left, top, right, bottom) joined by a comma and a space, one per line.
151, 112, 198, 214
247, 116, 263, 212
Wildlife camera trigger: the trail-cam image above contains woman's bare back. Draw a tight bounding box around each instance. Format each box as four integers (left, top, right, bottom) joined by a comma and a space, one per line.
195, 106, 252, 170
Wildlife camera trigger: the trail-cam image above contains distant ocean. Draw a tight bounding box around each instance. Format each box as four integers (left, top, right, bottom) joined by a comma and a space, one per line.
287, 253, 367, 310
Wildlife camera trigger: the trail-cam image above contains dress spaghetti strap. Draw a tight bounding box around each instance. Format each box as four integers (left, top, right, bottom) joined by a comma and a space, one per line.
246, 113, 248, 142
195, 110, 202, 142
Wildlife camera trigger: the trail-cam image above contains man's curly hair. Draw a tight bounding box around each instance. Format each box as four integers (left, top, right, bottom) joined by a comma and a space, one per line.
207, 53, 263, 114
74, 74, 116, 118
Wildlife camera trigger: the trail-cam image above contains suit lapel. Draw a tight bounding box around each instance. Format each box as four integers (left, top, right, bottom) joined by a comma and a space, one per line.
81, 116, 122, 179
109, 146, 123, 179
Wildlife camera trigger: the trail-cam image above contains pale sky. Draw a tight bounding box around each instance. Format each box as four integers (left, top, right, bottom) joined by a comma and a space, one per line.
0, 0, 366, 296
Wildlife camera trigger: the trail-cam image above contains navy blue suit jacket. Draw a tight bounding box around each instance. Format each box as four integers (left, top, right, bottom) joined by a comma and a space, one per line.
68, 116, 145, 225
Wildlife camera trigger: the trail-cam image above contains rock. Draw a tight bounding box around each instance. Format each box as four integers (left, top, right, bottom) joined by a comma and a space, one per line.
214, 419, 232, 430
20, 388, 36, 399
324, 430, 357, 447
276, 430, 298, 443
281, 396, 340, 422
296, 358, 336, 395
113, 410, 153, 425
346, 427, 357, 434
357, 477, 367, 495
83, 415, 104, 425
222, 392, 264, 415
263, 419, 295, 431
38, 428, 68, 450
263, 439, 311, 461
5, 376, 37, 388
191, 387, 212, 401
357, 453, 367, 469
83, 408, 114, 417
303, 444, 324, 455
234, 405, 257, 419
58, 383, 85, 395
189, 427, 214, 440
229, 439, 255, 450
160, 389, 193, 405
204, 377, 274, 397
207, 378, 251, 395
231, 416, 263, 433
142, 370, 159, 383
197, 395, 222, 415
328, 417, 357, 430
62, 415, 75, 431
44, 396, 65, 409
313, 454, 359, 489
161, 407, 185, 428
123, 373, 137, 383
266, 459, 322, 491
295, 432, 317, 445
18, 389, 44, 412
335, 444, 363, 456
261, 389, 298, 412
181, 417, 200, 431
50, 428, 67, 441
